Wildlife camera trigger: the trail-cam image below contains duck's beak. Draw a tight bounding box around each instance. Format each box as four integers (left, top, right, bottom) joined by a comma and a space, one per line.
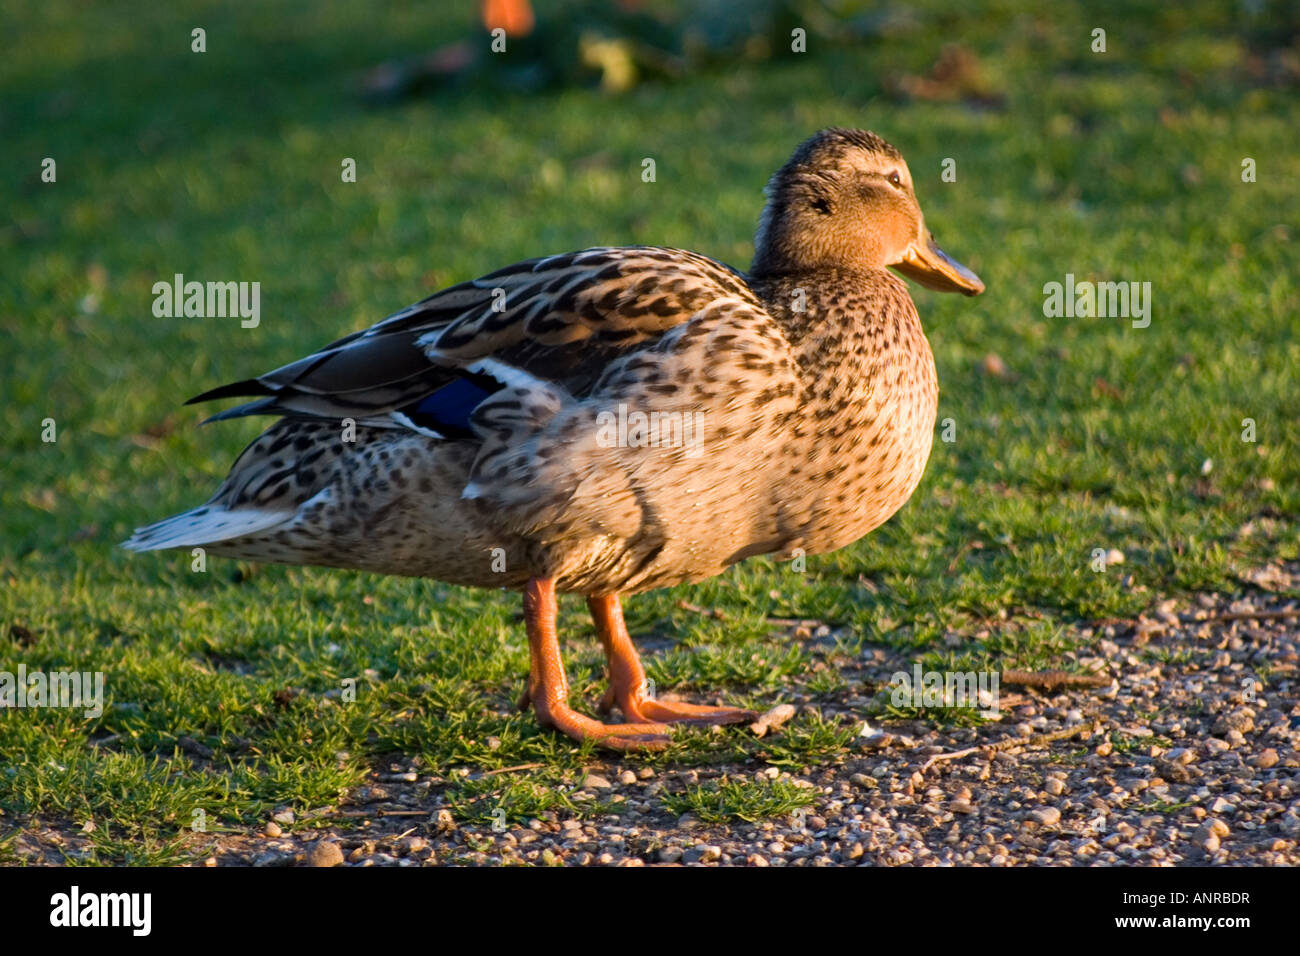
892, 231, 984, 296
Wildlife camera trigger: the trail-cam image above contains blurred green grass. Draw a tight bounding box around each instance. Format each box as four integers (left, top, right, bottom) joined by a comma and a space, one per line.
1, 0, 1297, 863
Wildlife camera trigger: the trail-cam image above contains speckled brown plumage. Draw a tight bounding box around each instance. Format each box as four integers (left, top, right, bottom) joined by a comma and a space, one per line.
125, 128, 983, 749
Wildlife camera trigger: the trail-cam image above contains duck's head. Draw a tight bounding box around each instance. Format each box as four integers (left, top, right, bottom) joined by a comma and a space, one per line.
752, 127, 984, 295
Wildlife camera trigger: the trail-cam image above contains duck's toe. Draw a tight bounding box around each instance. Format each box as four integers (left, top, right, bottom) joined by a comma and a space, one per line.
534, 702, 673, 752
624, 699, 758, 727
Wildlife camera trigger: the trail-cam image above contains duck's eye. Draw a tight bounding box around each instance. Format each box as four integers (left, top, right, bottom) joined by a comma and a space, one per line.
887, 170, 903, 188
810, 197, 832, 215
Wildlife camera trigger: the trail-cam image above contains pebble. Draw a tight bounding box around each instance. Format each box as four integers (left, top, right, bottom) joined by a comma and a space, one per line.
304, 841, 344, 867
272, 809, 295, 825
1250, 748, 1279, 769
583, 774, 612, 789
1212, 710, 1255, 734
1029, 807, 1061, 826
750, 704, 796, 737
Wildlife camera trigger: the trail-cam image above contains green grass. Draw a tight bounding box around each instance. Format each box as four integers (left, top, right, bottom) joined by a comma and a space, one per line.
662, 776, 817, 824
2, 0, 1298, 863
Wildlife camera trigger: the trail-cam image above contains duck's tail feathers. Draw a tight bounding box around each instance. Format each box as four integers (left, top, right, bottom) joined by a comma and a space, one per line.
120, 504, 291, 552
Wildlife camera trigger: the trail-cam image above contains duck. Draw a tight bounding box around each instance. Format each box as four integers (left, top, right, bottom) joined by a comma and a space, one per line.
124, 128, 984, 751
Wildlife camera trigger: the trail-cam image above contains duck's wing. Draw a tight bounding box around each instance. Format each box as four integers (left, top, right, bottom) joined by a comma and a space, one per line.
188, 246, 761, 440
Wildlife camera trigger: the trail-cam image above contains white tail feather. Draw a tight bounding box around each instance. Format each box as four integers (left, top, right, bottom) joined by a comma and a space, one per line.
121, 505, 292, 552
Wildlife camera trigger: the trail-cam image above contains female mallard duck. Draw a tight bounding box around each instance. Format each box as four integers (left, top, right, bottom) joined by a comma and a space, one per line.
125, 128, 983, 750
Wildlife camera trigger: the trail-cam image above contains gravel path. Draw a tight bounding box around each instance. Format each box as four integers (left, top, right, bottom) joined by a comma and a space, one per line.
10, 565, 1299, 867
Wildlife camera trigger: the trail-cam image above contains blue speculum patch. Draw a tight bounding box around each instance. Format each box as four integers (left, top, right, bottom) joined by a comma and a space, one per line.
401, 377, 496, 437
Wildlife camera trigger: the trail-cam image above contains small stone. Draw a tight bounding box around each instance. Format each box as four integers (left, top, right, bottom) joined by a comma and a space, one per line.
951, 799, 976, 814
304, 841, 344, 868
263, 821, 282, 838
1207, 819, 1230, 838
1165, 748, 1195, 765
749, 704, 796, 737
1250, 748, 1279, 769
272, 809, 295, 825
1029, 807, 1061, 826
435, 809, 456, 832
1212, 710, 1255, 734
1096, 740, 1114, 757
747, 854, 769, 867
583, 774, 612, 789
1045, 778, 1065, 796
682, 844, 721, 864
1209, 797, 1234, 814
618, 771, 637, 785
1106, 548, 1125, 567
658, 846, 683, 863
1197, 828, 1220, 853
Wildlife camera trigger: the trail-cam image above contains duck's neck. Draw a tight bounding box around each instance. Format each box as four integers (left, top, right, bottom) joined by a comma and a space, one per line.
749, 268, 934, 387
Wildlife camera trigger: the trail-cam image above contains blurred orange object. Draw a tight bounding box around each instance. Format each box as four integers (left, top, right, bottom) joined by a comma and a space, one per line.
482, 0, 535, 36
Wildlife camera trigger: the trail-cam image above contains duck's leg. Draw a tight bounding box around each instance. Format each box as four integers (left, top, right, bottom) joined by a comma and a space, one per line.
588, 594, 758, 726
523, 578, 672, 751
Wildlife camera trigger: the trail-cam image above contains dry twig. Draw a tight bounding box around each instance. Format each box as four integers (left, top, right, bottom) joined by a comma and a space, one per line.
1000, 669, 1111, 691
920, 721, 1100, 773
